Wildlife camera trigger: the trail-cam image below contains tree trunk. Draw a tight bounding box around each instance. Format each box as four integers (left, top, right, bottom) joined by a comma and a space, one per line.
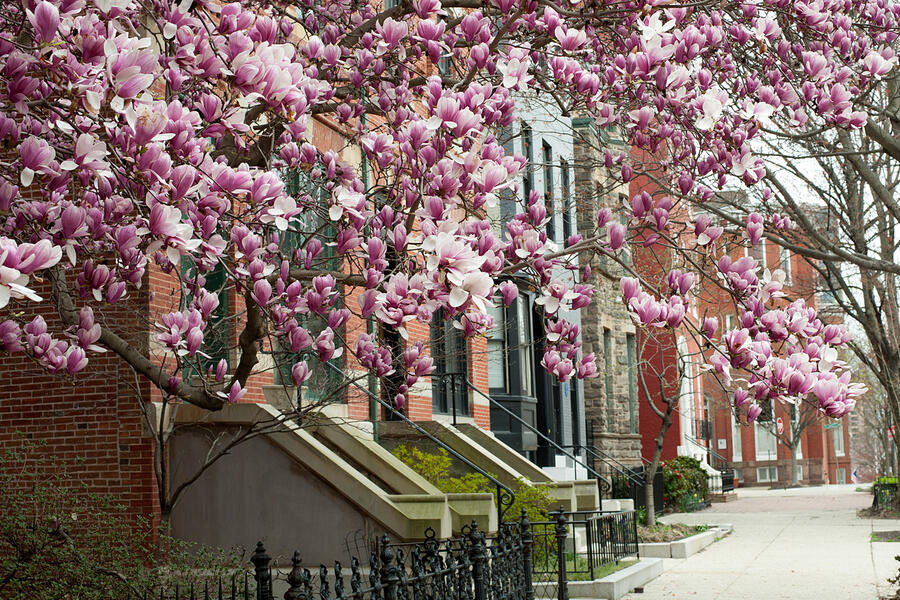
790, 449, 799, 486
644, 401, 676, 528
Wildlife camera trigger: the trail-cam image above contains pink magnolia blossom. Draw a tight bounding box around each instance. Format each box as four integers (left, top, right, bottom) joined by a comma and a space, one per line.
0, 0, 887, 415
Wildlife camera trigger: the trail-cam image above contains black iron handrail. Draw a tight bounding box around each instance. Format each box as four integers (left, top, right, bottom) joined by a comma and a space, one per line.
325, 362, 516, 520
683, 432, 731, 470
564, 444, 644, 486
432, 370, 466, 426
464, 379, 612, 493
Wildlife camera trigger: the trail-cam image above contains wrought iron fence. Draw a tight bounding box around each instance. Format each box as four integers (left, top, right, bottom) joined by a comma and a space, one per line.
530, 510, 639, 586
262, 519, 533, 600
143, 572, 255, 600
720, 469, 735, 493
153, 510, 639, 600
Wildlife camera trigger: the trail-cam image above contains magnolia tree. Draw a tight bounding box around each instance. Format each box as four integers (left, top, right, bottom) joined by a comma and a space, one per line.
1, 0, 894, 437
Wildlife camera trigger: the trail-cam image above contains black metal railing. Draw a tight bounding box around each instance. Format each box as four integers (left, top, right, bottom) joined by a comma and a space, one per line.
465, 381, 612, 495
153, 510, 640, 600
566, 444, 663, 515
324, 362, 516, 520
682, 434, 734, 494
530, 510, 639, 586
432, 371, 468, 424
144, 573, 254, 600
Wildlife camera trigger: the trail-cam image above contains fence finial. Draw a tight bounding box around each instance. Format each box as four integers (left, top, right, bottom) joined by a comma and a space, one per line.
552, 511, 569, 600
251, 542, 273, 600
285, 552, 310, 600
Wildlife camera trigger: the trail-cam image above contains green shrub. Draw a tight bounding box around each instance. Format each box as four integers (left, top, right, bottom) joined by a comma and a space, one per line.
0, 440, 248, 600
392, 445, 552, 523
662, 456, 709, 509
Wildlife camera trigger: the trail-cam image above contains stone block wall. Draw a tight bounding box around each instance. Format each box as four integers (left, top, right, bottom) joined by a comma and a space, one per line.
572, 119, 642, 466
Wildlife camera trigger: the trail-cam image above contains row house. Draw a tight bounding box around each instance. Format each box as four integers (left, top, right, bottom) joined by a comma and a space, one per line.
701, 205, 853, 486
1, 72, 600, 571
570, 119, 643, 470
483, 104, 586, 481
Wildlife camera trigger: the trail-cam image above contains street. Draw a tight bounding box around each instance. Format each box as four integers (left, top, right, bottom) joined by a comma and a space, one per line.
623, 485, 900, 600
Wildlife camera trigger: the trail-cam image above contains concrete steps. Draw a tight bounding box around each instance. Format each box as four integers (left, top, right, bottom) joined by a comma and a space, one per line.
168, 403, 497, 565
379, 420, 601, 512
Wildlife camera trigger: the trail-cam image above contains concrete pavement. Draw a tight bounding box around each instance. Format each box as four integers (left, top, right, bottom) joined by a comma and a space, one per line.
621, 484, 900, 600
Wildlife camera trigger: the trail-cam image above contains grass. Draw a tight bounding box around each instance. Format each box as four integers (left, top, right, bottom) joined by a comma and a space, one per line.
561, 555, 639, 581
638, 522, 709, 543
871, 531, 900, 542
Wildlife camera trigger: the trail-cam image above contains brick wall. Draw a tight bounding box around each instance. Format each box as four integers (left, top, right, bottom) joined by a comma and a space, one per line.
0, 281, 159, 525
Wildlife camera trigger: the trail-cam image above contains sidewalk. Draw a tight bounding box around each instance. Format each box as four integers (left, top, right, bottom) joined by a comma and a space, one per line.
622, 485, 897, 600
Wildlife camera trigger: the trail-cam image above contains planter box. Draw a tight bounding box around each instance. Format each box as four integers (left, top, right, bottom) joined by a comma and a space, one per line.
638, 542, 673, 558
637, 526, 732, 559
552, 558, 663, 600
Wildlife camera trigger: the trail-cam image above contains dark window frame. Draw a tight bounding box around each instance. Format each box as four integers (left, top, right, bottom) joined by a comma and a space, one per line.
560, 158, 572, 243
542, 141, 555, 241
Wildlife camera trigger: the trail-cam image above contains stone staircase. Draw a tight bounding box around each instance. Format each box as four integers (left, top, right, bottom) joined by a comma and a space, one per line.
167, 403, 496, 566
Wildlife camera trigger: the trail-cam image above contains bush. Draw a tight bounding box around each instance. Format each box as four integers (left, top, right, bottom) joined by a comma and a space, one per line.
0, 440, 248, 600
662, 456, 709, 509
391, 445, 552, 523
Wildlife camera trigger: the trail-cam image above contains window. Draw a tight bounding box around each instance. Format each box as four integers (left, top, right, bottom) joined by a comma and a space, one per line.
431, 313, 469, 415
384, 0, 397, 8
835, 468, 846, 484
570, 381, 581, 448
522, 125, 533, 202
833, 420, 844, 456
618, 195, 632, 265
780, 246, 792, 284
436, 14, 452, 75
486, 304, 508, 392
676, 337, 696, 440
732, 418, 743, 461
274, 170, 343, 402
794, 464, 804, 482
517, 296, 534, 396
757, 466, 778, 483
749, 239, 766, 269
626, 333, 636, 433
757, 399, 773, 422
560, 158, 573, 243
542, 142, 555, 241
180, 259, 229, 380
604, 328, 613, 431
755, 421, 777, 461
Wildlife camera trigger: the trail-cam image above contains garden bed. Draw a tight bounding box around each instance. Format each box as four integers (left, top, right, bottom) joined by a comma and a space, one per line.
638, 525, 732, 559
872, 530, 900, 542
638, 523, 709, 543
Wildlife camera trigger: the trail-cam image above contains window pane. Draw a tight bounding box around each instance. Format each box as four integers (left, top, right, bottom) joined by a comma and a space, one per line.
833, 422, 844, 456
755, 422, 777, 459
517, 297, 533, 396
487, 305, 507, 391
542, 142, 555, 241
780, 247, 793, 283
